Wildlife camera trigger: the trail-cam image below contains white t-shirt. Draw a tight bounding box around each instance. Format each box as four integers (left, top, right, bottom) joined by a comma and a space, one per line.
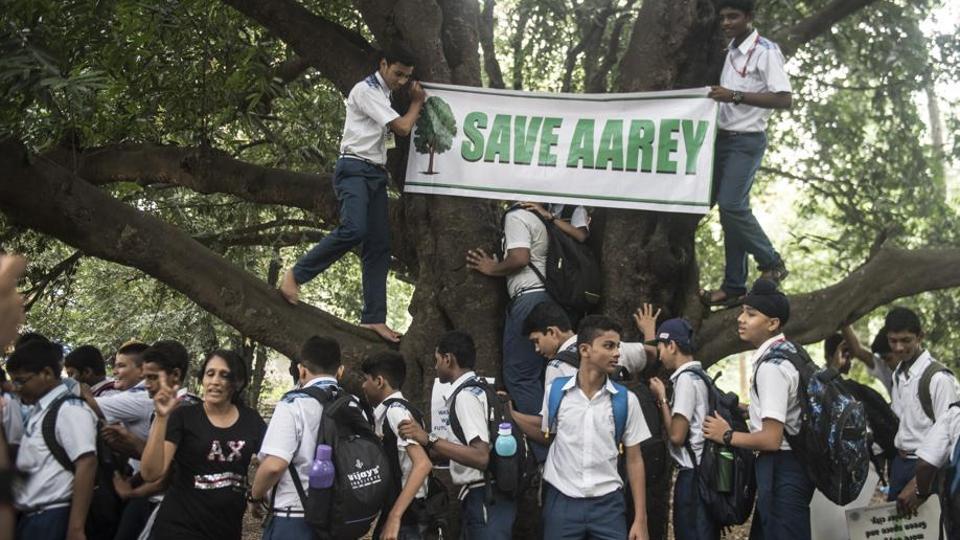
915, 405, 960, 468
541, 377, 650, 498
258, 377, 339, 511
891, 351, 960, 454
339, 72, 400, 164
445, 372, 490, 486
548, 204, 589, 230
748, 334, 802, 451
15, 384, 98, 511
503, 209, 548, 298
373, 391, 428, 500
669, 362, 710, 469
867, 353, 894, 396
718, 30, 792, 132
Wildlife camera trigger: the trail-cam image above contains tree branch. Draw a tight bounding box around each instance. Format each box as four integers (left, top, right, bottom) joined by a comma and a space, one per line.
0, 139, 387, 359
23, 251, 83, 312
479, 0, 506, 89
220, 0, 378, 95
696, 246, 960, 365
773, 0, 881, 57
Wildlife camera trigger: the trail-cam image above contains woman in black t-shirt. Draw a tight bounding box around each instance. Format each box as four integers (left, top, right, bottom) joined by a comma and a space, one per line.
140, 349, 266, 540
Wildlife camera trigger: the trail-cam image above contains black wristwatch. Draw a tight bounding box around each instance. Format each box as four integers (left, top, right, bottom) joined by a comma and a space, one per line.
723, 429, 735, 446
425, 432, 440, 451
732, 91, 744, 105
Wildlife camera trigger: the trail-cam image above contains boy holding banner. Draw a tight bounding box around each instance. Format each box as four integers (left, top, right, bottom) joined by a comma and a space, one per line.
279, 47, 426, 344
701, 0, 793, 307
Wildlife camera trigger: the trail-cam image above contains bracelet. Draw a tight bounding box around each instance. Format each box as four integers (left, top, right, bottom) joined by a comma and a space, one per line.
723, 429, 734, 446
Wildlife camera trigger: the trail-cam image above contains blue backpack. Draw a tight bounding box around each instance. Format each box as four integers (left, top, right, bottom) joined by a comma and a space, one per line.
546, 376, 628, 449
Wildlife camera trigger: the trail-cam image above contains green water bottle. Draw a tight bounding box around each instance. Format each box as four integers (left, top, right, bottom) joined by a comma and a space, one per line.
716, 448, 734, 493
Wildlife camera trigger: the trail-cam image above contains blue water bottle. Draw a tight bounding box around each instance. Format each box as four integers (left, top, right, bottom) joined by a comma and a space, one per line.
494, 423, 518, 493
494, 423, 517, 457
306, 444, 334, 529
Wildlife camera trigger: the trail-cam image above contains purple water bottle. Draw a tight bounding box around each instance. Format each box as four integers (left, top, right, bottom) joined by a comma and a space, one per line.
309, 444, 335, 489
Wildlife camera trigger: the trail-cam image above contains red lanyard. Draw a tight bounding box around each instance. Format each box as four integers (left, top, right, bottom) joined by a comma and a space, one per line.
731, 34, 760, 78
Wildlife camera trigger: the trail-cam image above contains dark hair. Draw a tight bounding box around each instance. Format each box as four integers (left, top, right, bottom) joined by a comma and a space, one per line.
7, 340, 62, 375
675, 341, 696, 356
382, 44, 416, 67
200, 349, 248, 405
523, 302, 572, 336
15, 332, 50, 350
577, 315, 622, 347
717, 0, 754, 15
117, 341, 150, 366
64, 345, 106, 376
437, 330, 476, 370
870, 326, 891, 356
884, 307, 922, 336
143, 340, 191, 382
361, 351, 407, 390
300, 336, 341, 375
824, 333, 844, 362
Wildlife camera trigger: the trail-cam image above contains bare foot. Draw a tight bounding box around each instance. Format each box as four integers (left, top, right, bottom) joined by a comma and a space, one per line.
361, 323, 402, 343
279, 270, 300, 305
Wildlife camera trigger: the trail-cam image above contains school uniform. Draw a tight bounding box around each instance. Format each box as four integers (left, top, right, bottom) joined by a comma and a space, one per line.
748, 334, 814, 540
292, 71, 399, 324
446, 371, 516, 539
540, 376, 651, 539
372, 391, 429, 540
91, 378, 120, 397
713, 29, 791, 296
669, 362, 719, 540
14, 383, 98, 540
916, 404, 960, 540
258, 376, 339, 540
888, 351, 960, 501
866, 353, 894, 396
1, 392, 24, 447
543, 336, 647, 398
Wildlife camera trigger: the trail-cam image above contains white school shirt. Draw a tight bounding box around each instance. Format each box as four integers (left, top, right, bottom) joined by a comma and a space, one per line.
373, 391, 428, 499
15, 383, 98, 511
1, 392, 24, 446
748, 334, 802, 451
339, 71, 400, 164
540, 376, 650, 498
718, 29, 792, 133
890, 351, 960, 455
96, 380, 153, 442
669, 362, 710, 469
444, 371, 490, 486
91, 378, 120, 397
867, 354, 894, 396
259, 376, 339, 512
503, 209, 549, 298
544, 336, 648, 397
915, 405, 960, 468
547, 204, 589, 230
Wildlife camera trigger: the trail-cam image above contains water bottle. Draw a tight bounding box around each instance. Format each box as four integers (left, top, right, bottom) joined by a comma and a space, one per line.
306, 444, 334, 528
494, 423, 517, 457
494, 423, 518, 494
716, 447, 734, 493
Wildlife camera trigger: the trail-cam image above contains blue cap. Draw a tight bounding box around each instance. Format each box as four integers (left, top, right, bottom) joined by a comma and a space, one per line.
645, 318, 695, 349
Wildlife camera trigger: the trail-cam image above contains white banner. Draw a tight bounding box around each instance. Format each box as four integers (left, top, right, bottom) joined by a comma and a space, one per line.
404, 83, 718, 214
846, 499, 943, 540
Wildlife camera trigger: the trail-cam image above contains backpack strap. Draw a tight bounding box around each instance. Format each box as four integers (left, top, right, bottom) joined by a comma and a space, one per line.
677, 367, 718, 469
546, 376, 628, 452
447, 378, 488, 446
277, 385, 338, 512
545, 376, 572, 437
554, 348, 580, 369
41, 392, 86, 472
919, 360, 954, 422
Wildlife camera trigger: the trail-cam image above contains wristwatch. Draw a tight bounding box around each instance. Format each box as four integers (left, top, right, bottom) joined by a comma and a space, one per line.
732, 91, 744, 105
426, 432, 440, 450
723, 429, 735, 446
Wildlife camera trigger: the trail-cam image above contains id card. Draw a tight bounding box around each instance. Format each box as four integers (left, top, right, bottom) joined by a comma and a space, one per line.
385, 131, 396, 150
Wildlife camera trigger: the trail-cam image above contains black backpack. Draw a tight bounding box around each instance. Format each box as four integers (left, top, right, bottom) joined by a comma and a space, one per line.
448, 377, 534, 500
761, 341, 870, 505
917, 360, 955, 421
841, 378, 898, 483
502, 205, 602, 313
679, 367, 756, 526
286, 385, 393, 540
378, 397, 449, 537
42, 392, 123, 540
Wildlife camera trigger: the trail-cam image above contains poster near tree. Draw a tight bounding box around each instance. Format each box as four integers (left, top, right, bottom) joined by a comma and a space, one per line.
404, 83, 719, 214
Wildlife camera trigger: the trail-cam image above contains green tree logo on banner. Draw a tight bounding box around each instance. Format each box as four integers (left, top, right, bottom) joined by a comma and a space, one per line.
414, 96, 457, 175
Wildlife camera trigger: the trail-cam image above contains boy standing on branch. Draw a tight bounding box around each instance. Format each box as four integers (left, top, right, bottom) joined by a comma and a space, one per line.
279, 47, 426, 343
701, 0, 793, 307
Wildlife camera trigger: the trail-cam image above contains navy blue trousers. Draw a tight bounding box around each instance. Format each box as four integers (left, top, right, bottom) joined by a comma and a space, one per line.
293, 157, 390, 324
542, 482, 627, 540
673, 469, 720, 540
886, 455, 917, 502
460, 486, 516, 540
16, 506, 71, 540
502, 290, 550, 461
749, 451, 815, 540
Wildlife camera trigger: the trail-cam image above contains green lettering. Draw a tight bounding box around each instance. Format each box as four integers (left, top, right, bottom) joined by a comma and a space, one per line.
595, 119, 624, 171
566, 119, 596, 169
538, 117, 562, 167
483, 114, 512, 163
460, 112, 487, 162
681, 120, 709, 175
656, 119, 680, 174
513, 116, 543, 166
626, 120, 655, 173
